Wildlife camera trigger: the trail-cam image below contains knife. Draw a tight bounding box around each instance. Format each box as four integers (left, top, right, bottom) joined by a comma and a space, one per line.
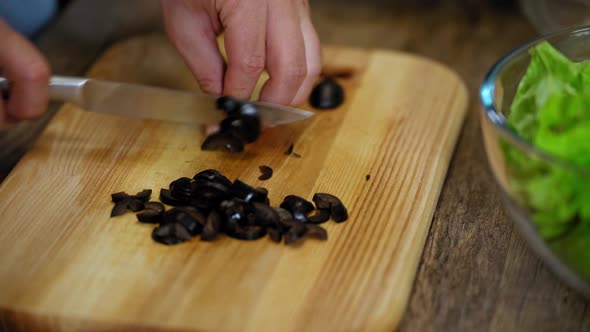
0, 76, 314, 126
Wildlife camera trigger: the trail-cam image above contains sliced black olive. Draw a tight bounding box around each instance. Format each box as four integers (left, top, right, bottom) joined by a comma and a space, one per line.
285, 143, 294, 156
191, 180, 232, 210
176, 212, 203, 236
137, 202, 166, 223
144, 202, 165, 214
366, 174, 371, 181
201, 210, 222, 241
201, 132, 244, 153
268, 228, 282, 243
225, 224, 267, 241
137, 210, 164, 223
280, 195, 314, 223
258, 165, 273, 181
193, 169, 232, 188
111, 192, 128, 203
307, 209, 331, 224
216, 96, 242, 114
169, 177, 195, 201
152, 223, 192, 245
111, 203, 129, 217
134, 189, 152, 202
305, 224, 328, 241
313, 193, 349, 222
127, 199, 145, 212
309, 77, 344, 110
253, 202, 280, 228
231, 180, 268, 203
284, 223, 308, 245
110, 189, 153, 217
219, 198, 256, 227
159, 188, 189, 206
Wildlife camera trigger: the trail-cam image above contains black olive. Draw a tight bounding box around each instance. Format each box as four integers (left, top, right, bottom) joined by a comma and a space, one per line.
134, 189, 153, 202
284, 223, 308, 245
307, 209, 331, 224
219, 198, 256, 227
366, 174, 371, 181
220, 114, 261, 143
231, 180, 268, 203
176, 212, 203, 236
137, 202, 166, 223
304, 224, 328, 241
280, 195, 314, 223
201, 210, 222, 241
225, 224, 267, 241
201, 132, 244, 153
312, 193, 349, 222
191, 180, 232, 210
137, 210, 163, 223
144, 201, 165, 214
268, 228, 282, 243
309, 78, 344, 110
159, 188, 189, 206
258, 165, 273, 181
253, 202, 280, 228
203, 98, 261, 153
111, 192, 129, 204
216, 96, 242, 114
152, 223, 192, 245
111, 203, 129, 217
169, 177, 195, 201
285, 143, 294, 156
193, 169, 232, 188
110, 189, 152, 217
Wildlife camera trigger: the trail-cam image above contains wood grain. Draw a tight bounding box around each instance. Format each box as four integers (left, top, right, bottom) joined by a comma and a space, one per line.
0, 35, 467, 331
4, 1, 590, 331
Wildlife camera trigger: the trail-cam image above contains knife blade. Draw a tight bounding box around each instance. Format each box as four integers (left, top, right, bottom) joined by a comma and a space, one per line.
0, 76, 314, 126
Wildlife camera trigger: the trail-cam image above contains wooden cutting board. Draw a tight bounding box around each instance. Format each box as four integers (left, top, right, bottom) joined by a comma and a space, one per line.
0, 34, 467, 332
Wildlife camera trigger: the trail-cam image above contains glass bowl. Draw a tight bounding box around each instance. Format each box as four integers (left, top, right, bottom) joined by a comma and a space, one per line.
480, 25, 590, 298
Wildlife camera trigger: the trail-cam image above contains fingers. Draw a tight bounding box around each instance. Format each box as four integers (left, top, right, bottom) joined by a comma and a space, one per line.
220, 0, 267, 100
290, 3, 322, 106
160, 0, 224, 95
258, 0, 308, 105
0, 20, 50, 121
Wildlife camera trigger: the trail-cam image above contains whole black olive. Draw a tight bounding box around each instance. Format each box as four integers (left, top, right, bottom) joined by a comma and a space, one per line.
216, 96, 242, 114
309, 78, 344, 110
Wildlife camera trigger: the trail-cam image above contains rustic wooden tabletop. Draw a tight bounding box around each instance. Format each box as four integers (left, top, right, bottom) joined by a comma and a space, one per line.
1, 0, 589, 331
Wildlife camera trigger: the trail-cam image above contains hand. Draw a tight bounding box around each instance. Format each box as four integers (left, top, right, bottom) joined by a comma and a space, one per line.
0, 19, 51, 126
160, 0, 321, 106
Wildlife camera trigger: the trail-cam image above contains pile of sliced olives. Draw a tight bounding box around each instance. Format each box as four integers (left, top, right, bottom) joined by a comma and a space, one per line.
110, 169, 348, 246
201, 97, 261, 153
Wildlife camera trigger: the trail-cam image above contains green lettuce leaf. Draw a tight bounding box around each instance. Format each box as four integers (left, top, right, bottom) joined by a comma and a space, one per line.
506, 41, 590, 240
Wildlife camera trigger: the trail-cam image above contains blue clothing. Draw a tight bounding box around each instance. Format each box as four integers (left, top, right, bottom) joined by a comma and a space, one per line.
0, 0, 58, 38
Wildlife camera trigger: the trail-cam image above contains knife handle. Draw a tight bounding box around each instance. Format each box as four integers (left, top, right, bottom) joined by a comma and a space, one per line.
0, 76, 88, 104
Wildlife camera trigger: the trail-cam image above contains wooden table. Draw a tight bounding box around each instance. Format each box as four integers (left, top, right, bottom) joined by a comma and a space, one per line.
1, 0, 589, 330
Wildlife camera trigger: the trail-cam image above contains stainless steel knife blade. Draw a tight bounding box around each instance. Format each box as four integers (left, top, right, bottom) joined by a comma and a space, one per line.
0, 76, 315, 126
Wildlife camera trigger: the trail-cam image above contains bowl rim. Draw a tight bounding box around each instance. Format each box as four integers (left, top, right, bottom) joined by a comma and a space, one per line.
480, 24, 590, 175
